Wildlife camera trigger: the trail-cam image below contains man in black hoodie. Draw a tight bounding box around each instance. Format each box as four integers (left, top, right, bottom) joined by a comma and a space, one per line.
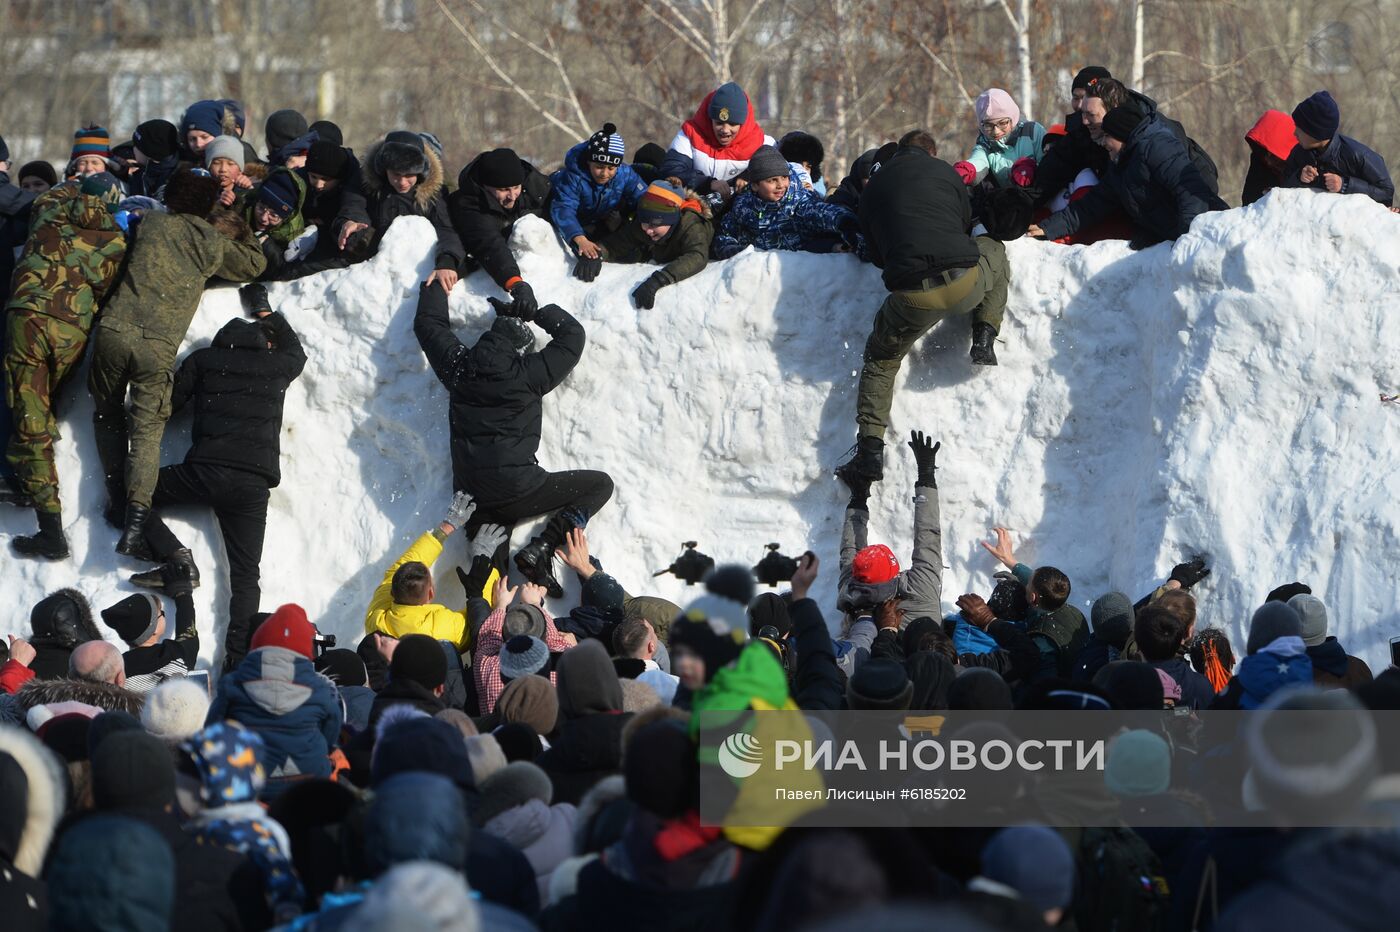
128, 309, 306, 671
447, 147, 551, 316
837, 131, 1011, 485
413, 282, 612, 597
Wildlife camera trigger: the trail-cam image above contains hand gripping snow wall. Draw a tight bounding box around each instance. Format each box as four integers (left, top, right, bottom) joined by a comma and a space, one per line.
2, 191, 1398, 670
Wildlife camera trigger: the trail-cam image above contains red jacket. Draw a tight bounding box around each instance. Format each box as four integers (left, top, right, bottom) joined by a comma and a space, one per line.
0, 660, 36, 695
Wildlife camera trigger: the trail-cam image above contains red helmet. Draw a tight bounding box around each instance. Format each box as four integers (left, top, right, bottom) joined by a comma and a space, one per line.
853, 544, 900, 584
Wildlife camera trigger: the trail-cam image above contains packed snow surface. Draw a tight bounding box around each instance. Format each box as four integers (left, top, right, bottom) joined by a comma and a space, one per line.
3, 192, 1399, 672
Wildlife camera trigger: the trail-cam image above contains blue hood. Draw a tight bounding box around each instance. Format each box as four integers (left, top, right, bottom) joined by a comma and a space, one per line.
1236, 650, 1313, 710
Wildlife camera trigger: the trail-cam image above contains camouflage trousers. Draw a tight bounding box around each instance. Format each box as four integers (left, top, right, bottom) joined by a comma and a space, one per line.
3, 310, 90, 514
87, 318, 179, 509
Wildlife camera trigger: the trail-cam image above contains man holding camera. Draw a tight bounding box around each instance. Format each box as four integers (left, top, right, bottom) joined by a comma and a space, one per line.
127, 303, 306, 673
413, 281, 613, 598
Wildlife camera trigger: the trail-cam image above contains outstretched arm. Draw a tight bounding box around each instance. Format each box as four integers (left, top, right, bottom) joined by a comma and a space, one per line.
900, 431, 944, 619
412, 281, 469, 388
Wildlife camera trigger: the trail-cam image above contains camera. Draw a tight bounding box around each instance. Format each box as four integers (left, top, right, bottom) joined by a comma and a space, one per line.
312, 627, 337, 659
753, 543, 798, 588
654, 541, 715, 586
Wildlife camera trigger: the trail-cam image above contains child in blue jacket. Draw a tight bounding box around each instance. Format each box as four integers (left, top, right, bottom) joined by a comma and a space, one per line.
551, 123, 647, 279
712, 145, 863, 259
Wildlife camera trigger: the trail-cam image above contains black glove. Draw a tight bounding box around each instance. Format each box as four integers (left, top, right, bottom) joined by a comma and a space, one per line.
239, 283, 272, 317
1169, 557, 1210, 590
631, 272, 666, 310
509, 281, 537, 321
573, 255, 602, 283
486, 296, 516, 317
907, 430, 941, 488
844, 474, 872, 511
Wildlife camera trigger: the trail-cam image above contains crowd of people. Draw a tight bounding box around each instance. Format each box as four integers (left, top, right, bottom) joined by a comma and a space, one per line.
0, 64, 1397, 932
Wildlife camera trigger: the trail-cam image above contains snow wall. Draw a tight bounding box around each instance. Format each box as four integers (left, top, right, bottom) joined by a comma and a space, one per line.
3, 191, 1399, 672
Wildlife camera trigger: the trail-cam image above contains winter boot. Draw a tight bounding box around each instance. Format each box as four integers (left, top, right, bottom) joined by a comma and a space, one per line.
130, 548, 201, 590
834, 435, 885, 486
12, 510, 70, 560
103, 476, 126, 528
970, 322, 999, 366
240, 282, 273, 317
514, 536, 564, 599
115, 502, 152, 558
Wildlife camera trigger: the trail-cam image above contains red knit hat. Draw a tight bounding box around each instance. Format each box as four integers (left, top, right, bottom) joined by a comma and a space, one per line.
853, 545, 900, 584
250, 603, 315, 659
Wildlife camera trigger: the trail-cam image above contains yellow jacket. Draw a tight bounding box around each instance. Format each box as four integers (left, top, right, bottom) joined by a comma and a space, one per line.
365, 531, 470, 650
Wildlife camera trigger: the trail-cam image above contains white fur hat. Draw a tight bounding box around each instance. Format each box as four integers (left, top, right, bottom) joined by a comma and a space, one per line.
140, 677, 211, 743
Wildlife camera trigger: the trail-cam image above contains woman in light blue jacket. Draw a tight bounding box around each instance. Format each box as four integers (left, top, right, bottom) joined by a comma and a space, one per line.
957, 88, 1047, 188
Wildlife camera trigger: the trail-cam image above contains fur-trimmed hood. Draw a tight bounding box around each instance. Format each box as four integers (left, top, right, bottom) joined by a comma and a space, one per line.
361, 138, 444, 210
14, 678, 144, 717
29, 587, 100, 650
0, 725, 67, 876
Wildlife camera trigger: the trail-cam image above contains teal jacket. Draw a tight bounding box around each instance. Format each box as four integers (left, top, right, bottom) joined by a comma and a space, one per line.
969, 120, 1047, 187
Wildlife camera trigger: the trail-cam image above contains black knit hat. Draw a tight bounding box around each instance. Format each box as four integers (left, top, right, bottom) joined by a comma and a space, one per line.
1072, 65, 1112, 91
91, 730, 175, 811
632, 142, 667, 168
1093, 660, 1165, 710
315, 648, 368, 687
743, 145, 790, 183
846, 658, 914, 711
625, 717, 698, 818
375, 131, 429, 177
476, 148, 526, 188
101, 593, 162, 646
162, 169, 222, 217
305, 141, 350, 180
389, 634, 447, 690
587, 123, 625, 166
1102, 106, 1145, 143
309, 120, 344, 147
264, 109, 309, 152
133, 119, 179, 161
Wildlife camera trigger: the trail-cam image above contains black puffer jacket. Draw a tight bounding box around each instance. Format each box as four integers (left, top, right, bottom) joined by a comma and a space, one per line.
412, 283, 585, 499
172, 312, 307, 486
447, 153, 552, 288
1032, 111, 1110, 207
1038, 118, 1228, 248
335, 140, 464, 270
858, 146, 980, 292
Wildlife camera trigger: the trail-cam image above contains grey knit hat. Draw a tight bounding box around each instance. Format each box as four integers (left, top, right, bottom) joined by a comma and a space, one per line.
1288, 594, 1329, 647
203, 135, 245, 171
474, 760, 553, 825
1090, 591, 1135, 647
498, 635, 549, 683
743, 145, 790, 183
1246, 601, 1302, 655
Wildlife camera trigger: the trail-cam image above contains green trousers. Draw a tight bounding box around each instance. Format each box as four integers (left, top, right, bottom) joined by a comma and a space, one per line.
87, 318, 179, 508
4, 311, 89, 514
855, 235, 1010, 440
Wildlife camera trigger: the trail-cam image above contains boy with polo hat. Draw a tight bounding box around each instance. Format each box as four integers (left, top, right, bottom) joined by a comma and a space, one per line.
1282, 90, 1393, 205
549, 122, 647, 280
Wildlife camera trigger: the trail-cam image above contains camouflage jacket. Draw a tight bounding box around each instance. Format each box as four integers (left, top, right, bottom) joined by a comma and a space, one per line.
101, 209, 266, 345
4, 183, 127, 331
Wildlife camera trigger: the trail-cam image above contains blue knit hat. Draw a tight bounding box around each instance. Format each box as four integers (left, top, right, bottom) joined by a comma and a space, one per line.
980, 824, 1075, 912
708, 82, 749, 125
182, 99, 227, 139
1292, 90, 1340, 141
587, 122, 625, 166
256, 171, 299, 217
499, 635, 550, 683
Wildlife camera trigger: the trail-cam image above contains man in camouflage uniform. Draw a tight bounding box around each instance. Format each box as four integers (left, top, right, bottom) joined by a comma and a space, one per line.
2, 173, 126, 560
88, 169, 266, 556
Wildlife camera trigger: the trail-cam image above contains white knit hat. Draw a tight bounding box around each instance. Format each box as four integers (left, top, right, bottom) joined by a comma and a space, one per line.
141, 677, 211, 743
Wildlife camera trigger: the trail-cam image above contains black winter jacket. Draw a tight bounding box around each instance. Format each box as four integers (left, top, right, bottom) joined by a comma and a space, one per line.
0, 173, 35, 306
447, 153, 552, 288
171, 312, 306, 486
335, 140, 464, 270
301, 150, 363, 236
858, 146, 980, 291
1032, 111, 1110, 207
825, 148, 878, 212
413, 283, 585, 499
1281, 132, 1395, 206
1038, 118, 1228, 247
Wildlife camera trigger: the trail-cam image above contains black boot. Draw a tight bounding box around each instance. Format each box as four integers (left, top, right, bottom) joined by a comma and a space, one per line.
834, 435, 885, 485
130, 547, 201, 590
12, 510, 70, 560
115, 502, 152, 557
514, 536, 564, 599
970, 322, 999, 366
103, 476, 126, 528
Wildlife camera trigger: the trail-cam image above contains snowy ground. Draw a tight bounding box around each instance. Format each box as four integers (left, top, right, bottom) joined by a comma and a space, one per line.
3, 191, 1399, 673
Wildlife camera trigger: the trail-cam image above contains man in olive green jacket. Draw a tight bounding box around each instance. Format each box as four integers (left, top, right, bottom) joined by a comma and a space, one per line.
88, 169, 266, 556
597, 179, 713, 309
